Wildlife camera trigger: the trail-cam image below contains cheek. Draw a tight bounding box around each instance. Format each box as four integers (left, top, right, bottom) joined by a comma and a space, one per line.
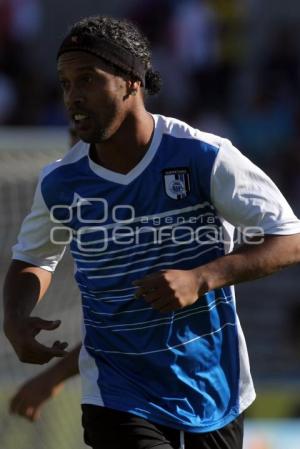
110, 78, 128, 99
100, 89, 126, 116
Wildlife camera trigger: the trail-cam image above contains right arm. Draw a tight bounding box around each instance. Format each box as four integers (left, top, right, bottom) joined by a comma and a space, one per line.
3, 260, 68, 364
3, 169, 69, 364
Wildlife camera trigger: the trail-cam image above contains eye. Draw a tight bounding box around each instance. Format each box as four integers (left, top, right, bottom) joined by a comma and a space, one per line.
59, 79, 70, 91
81, 75, 93, 84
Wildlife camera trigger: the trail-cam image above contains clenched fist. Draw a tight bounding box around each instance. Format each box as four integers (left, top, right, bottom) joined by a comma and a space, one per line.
133, 268, 209, 313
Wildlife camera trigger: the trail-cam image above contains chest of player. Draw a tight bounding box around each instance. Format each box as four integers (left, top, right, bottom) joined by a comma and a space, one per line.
50, 164, 219, 240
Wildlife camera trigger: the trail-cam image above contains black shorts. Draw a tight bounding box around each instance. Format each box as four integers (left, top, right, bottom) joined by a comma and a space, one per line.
81, 404, 244, 449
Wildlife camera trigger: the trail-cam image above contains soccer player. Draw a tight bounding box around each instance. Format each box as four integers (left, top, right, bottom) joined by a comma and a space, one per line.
10, 344, 80, 421
3, 16, 300, 449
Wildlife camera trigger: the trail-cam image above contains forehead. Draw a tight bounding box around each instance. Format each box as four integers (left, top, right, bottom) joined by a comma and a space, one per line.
57, 51, 114, 75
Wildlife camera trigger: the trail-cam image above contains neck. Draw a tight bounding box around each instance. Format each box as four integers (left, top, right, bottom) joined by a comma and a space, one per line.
91, 105, 154, 174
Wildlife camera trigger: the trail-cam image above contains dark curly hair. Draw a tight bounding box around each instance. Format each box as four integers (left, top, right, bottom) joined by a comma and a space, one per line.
61, 16, 162, 96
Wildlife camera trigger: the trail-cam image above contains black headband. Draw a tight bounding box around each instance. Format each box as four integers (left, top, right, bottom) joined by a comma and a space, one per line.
57, 33, 148, 85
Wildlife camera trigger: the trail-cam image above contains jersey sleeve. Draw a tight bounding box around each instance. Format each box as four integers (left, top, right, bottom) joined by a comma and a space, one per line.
12, 171, 68, 272
210, 139, 300, 235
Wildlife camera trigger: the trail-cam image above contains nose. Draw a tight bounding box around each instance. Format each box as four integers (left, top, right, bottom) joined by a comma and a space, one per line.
64, 85, 85, 110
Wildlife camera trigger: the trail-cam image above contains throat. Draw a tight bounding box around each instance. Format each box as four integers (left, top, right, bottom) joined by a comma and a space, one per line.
89, 144, 149, 174
89, 112, 155, 174
89, 132, 154, 175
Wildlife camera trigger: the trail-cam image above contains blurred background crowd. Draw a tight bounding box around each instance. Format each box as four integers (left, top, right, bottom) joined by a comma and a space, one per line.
1, 1, 300, 448
1, 0, 300, 212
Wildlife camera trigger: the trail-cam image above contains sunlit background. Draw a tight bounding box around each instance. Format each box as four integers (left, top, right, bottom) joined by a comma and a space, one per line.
1, 1, 300, 448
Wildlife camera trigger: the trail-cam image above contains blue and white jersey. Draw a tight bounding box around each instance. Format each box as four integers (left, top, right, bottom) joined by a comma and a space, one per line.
13, 114, 300, 432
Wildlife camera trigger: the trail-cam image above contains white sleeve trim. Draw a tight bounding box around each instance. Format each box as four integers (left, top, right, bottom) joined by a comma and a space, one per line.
211, 139, 300, 235
12, 253, 63, 272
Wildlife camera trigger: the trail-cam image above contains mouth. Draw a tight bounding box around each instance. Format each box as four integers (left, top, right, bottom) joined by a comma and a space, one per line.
71, 112, 92, 130
72, 112, 90, 122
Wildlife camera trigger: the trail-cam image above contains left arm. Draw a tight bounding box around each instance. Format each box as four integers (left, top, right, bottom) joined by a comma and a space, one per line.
134, 234, 300, 313
200, 233, 300, 290
135, 139, 300, 312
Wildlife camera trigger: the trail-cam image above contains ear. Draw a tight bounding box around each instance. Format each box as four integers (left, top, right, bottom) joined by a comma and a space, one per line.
127, 79, 141, 97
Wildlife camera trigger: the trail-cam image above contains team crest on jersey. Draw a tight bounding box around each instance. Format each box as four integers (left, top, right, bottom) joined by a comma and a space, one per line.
162, 167, 191, 200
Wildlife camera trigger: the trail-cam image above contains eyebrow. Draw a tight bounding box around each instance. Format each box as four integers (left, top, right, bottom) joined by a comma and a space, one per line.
57, 65, 96, 75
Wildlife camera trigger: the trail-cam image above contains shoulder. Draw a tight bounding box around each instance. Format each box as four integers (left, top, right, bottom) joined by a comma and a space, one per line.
154, 114, 223, 152
40, 140, 88, 183
38, 140, 89, 208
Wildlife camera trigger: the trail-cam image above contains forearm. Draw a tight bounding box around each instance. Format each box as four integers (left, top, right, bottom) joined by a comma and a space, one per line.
45, 344, 81, 385
198, 234, 300, 291
3, 260, 68, 364
3, 260, 52, 326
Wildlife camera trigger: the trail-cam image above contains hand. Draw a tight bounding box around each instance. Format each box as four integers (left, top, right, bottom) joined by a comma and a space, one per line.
133, 269, 208, 313
4, 316, 68, 365
9, 371, 64, 422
